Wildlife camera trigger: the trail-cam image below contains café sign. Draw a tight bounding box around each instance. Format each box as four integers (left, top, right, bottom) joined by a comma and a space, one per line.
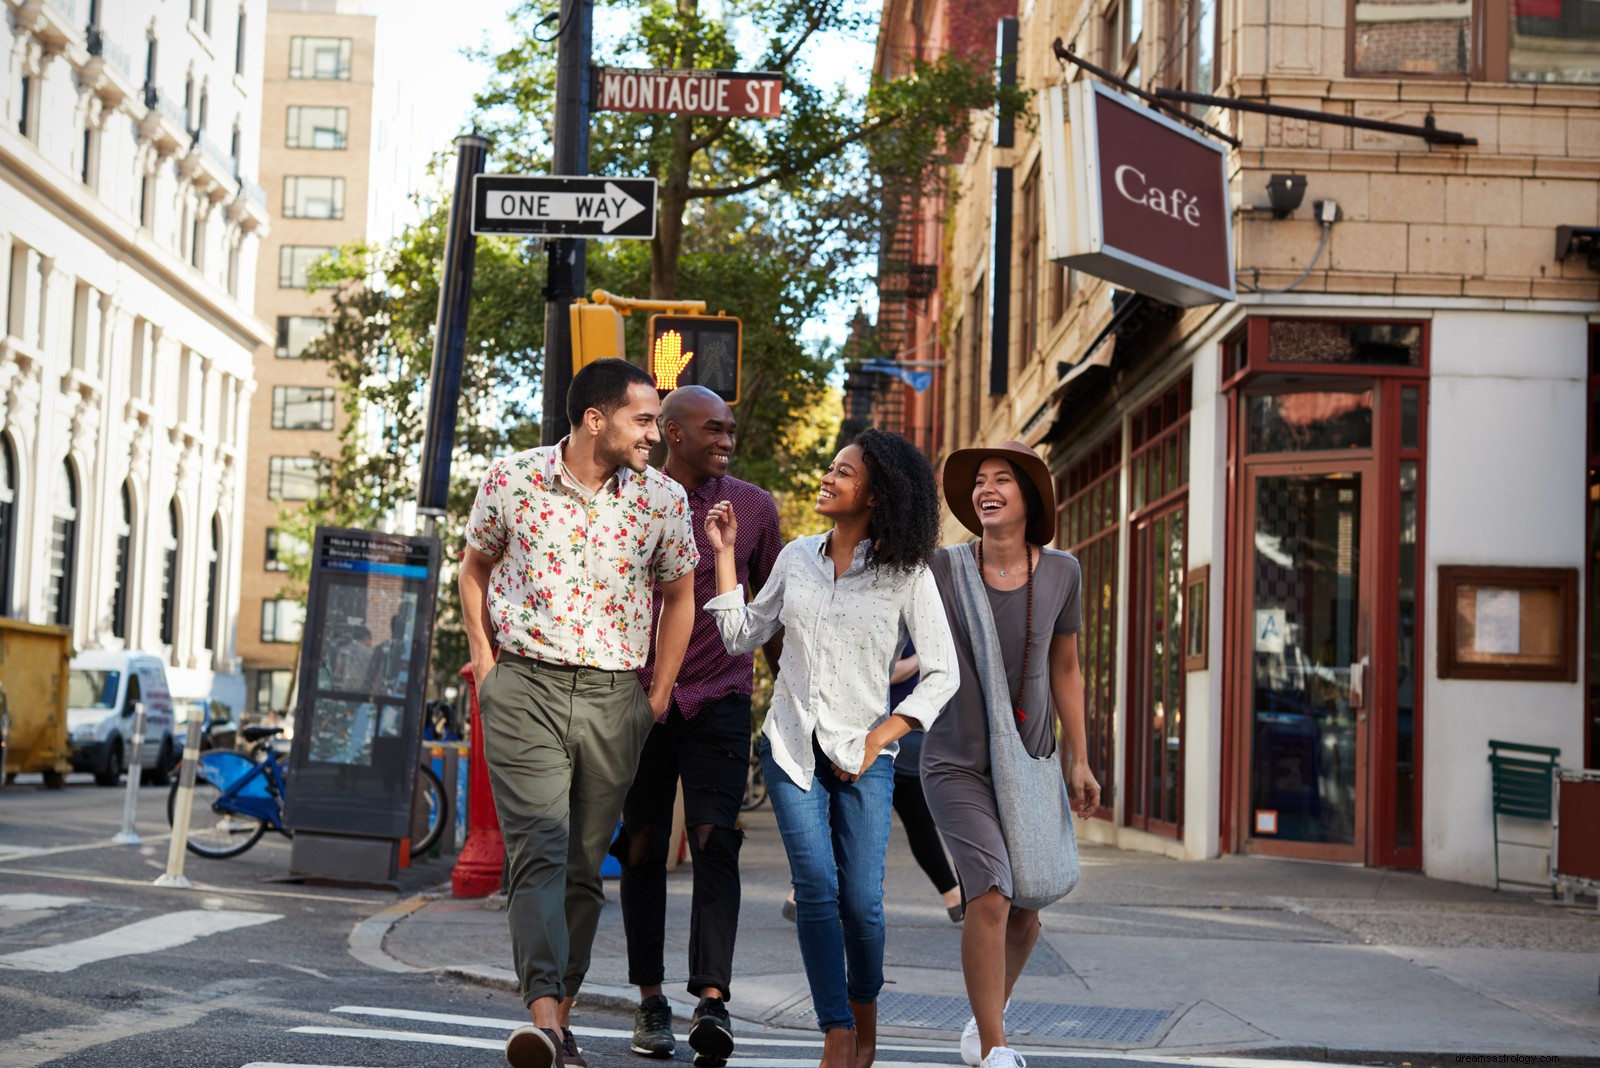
1041, 80, 1234, 307
593, 68, 783, 119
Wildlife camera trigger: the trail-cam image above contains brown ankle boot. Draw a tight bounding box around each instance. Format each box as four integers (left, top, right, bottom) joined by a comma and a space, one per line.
849, 1001, 877, 1068
819, 1026, 856, 1068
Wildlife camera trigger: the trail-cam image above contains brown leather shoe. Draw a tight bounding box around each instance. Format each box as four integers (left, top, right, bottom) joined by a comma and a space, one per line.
506, 1025, 564, 1068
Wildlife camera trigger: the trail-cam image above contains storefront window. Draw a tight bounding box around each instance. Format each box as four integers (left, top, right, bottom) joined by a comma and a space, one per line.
1062, 432, 1122, 817
1248, 389, 1374, 453
1267, 320, 1422, 367
1395, 461, 1419, 850
1511, 0, 1600, 84
1128, 380, 1190, 835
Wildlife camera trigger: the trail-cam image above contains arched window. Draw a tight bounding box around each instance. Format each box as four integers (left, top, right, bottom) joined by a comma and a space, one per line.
111, 482, 135, 640
47, 462, 79, 627
204, 513, 221, 652
159, 500, 179, 647
0, 438, 15, 617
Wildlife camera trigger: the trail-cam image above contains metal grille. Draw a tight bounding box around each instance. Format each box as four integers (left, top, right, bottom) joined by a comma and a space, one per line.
793, 993, 1173, 1046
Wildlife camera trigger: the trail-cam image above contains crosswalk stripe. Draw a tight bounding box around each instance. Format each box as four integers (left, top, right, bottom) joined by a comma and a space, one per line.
0, 908, 281, 972
0, 894, 89, 911
329, 1005, 955, 1053
298, 1027, 948, 1068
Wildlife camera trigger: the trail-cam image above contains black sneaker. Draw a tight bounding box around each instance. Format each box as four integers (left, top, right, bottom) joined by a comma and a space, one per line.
560, 1027, 587, 1068
631, 994, 676, 1057
688, 996, 734, 1068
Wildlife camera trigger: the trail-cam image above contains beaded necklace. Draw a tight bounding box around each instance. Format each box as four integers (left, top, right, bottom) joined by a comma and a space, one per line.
976, 539, 1034, 724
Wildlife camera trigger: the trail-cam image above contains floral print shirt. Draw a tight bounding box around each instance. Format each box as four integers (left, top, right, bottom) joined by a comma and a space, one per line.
465, 440, 699, 670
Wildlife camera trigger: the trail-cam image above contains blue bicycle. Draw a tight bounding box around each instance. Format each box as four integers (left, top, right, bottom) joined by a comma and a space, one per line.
166, 725, 447, 859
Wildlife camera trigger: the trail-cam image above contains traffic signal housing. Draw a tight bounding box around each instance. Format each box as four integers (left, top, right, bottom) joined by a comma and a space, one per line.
647, 314, 741, 405
570, 301, 626, 370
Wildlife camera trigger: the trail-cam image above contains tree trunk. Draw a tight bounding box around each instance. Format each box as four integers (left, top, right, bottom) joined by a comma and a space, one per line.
649, 0, 698, 300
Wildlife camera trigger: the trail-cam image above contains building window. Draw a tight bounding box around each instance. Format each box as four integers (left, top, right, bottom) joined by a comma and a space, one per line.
1126, 377, 1191, 836
1062, 431, 1123, 818
139, 174, 153, 229
1017, 163, 1041, 366
277, 315, 329, 358
204, 514, 220, 652
160, 500, 180, 647
268, 456, 324, 500
254, 668, 294, 711
272, 385, 336, 430
1350, 0, 1478, 77
966, 279, 986, 442
0, 437, 15, 617
289, 36, 353, 80
265, 527, 307, 572
47, 462, 80, 627
285, 105, 348, 149
1157, 0, 1218, 97
111, 481, 135, 640
17, 76, 32, 139
191, 213, 205, 269
235, 7, 247, 76
278, 246, 335, 289
81, 126, 98, 188
184, 72, 195, 130
1511, 0, 1600, 83
283, 176, 345, 219
261, 599, 306, 643
1103, 0, 1143, 82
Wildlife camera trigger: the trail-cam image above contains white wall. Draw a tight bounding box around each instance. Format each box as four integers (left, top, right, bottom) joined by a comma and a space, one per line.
1423, 309, 1588, 887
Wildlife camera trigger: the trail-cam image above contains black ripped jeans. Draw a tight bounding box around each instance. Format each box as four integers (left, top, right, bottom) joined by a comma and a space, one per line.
613, 693, 750, 1000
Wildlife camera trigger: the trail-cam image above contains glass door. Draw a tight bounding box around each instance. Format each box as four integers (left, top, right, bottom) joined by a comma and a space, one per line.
1241, 463, 1373, 861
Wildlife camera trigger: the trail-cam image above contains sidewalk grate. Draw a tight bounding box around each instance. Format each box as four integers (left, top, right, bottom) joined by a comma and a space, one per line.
795, 993, 1172, 1045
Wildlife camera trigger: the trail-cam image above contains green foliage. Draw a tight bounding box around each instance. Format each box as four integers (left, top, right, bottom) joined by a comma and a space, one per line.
288, 0, 1021, 689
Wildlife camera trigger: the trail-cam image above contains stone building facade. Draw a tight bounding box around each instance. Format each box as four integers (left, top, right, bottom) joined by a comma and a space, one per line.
1, 0, 271, 710
886, 0, 1599, 884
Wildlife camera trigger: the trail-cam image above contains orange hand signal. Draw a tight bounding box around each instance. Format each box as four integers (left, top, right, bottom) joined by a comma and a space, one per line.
653, 329, 694, 390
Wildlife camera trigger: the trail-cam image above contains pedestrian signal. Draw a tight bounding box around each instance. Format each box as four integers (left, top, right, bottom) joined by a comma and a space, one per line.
647, 314, 741, 404
569, 302, 626, 370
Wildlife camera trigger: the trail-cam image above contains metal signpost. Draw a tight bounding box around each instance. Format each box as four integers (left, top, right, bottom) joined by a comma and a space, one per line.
285, 528, 441, 884
471, 175, 657, 240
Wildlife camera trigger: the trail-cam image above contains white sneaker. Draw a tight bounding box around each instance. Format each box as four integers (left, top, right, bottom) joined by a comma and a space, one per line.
980, 1047, 1026, 1068
959, 1017, 981, 1066
959, 1000, 1011, 1067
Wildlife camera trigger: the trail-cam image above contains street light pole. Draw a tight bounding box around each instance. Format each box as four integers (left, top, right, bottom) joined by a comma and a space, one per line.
417, 132, 491, 538
541, 0, 594, 446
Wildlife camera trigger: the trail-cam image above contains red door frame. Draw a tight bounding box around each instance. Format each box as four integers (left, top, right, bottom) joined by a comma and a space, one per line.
1218, 317, 1430, 868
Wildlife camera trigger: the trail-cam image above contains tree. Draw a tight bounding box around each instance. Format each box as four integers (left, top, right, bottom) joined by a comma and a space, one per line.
475, 0, 1021, 298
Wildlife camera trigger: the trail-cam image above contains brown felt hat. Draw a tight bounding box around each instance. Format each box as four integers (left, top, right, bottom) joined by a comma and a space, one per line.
943, 441, 1057, 545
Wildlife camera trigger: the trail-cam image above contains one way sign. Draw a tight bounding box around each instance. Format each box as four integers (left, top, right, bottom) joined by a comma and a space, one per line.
471, 175, 657, 239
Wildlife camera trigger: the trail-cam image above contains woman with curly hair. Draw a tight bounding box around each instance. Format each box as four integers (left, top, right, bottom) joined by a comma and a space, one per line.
705, 428, 958, 1068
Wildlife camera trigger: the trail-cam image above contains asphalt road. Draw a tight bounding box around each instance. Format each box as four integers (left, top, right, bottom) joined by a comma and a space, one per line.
0, 775, 1363, 1068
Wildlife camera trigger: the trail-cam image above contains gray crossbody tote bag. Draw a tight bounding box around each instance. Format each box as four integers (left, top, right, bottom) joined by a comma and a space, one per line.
945, 544, 1080, 910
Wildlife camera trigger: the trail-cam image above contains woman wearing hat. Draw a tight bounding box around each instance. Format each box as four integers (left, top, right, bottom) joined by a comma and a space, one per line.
922, 441, 1101, 1068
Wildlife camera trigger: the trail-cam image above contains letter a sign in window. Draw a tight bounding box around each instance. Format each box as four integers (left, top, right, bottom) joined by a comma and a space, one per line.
648, 315, 742, 404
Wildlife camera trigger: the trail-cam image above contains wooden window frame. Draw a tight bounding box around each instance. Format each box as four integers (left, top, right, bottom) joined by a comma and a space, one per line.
1018, 163, 1041, 371
1437, 565, 1578, 683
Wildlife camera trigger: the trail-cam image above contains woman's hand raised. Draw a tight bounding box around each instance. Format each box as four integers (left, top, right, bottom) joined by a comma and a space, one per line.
705, 500, 739, 555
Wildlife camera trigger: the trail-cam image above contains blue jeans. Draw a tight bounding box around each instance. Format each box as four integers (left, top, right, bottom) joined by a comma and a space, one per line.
762, 736, 895, 1031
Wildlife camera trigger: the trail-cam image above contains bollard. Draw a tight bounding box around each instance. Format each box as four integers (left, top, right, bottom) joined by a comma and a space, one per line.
451, 662, 504, 897
154, 705, 204, 889
112, 703, 147, 844
439, 743, 459, 854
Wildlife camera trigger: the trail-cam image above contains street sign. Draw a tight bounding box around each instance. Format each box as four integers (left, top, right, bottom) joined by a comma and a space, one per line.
594, 68, 783, 118
648, 314, 742, 404
471, 175, 657, 239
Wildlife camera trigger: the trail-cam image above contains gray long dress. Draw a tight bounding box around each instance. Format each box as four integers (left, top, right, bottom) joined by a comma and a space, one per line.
921, 543, 1082, 902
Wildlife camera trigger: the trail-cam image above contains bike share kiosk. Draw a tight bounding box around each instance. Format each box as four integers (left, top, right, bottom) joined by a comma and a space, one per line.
286, 527, 440, 883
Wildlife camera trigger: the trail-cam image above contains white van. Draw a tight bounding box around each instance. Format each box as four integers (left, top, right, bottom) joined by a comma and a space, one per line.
66, 651, 176, 787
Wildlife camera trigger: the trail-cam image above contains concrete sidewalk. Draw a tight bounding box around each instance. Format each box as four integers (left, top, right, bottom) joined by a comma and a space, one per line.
383, 805, 1600, 1062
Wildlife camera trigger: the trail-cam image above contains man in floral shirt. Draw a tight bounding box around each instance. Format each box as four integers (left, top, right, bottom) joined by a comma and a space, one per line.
460, 358, 698, 1068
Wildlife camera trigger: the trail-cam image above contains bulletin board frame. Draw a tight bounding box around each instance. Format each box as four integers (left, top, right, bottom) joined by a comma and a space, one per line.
1436, 565, 1577, 682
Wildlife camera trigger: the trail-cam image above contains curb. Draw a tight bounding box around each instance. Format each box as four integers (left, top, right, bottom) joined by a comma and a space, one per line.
347, 893, 438, 974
